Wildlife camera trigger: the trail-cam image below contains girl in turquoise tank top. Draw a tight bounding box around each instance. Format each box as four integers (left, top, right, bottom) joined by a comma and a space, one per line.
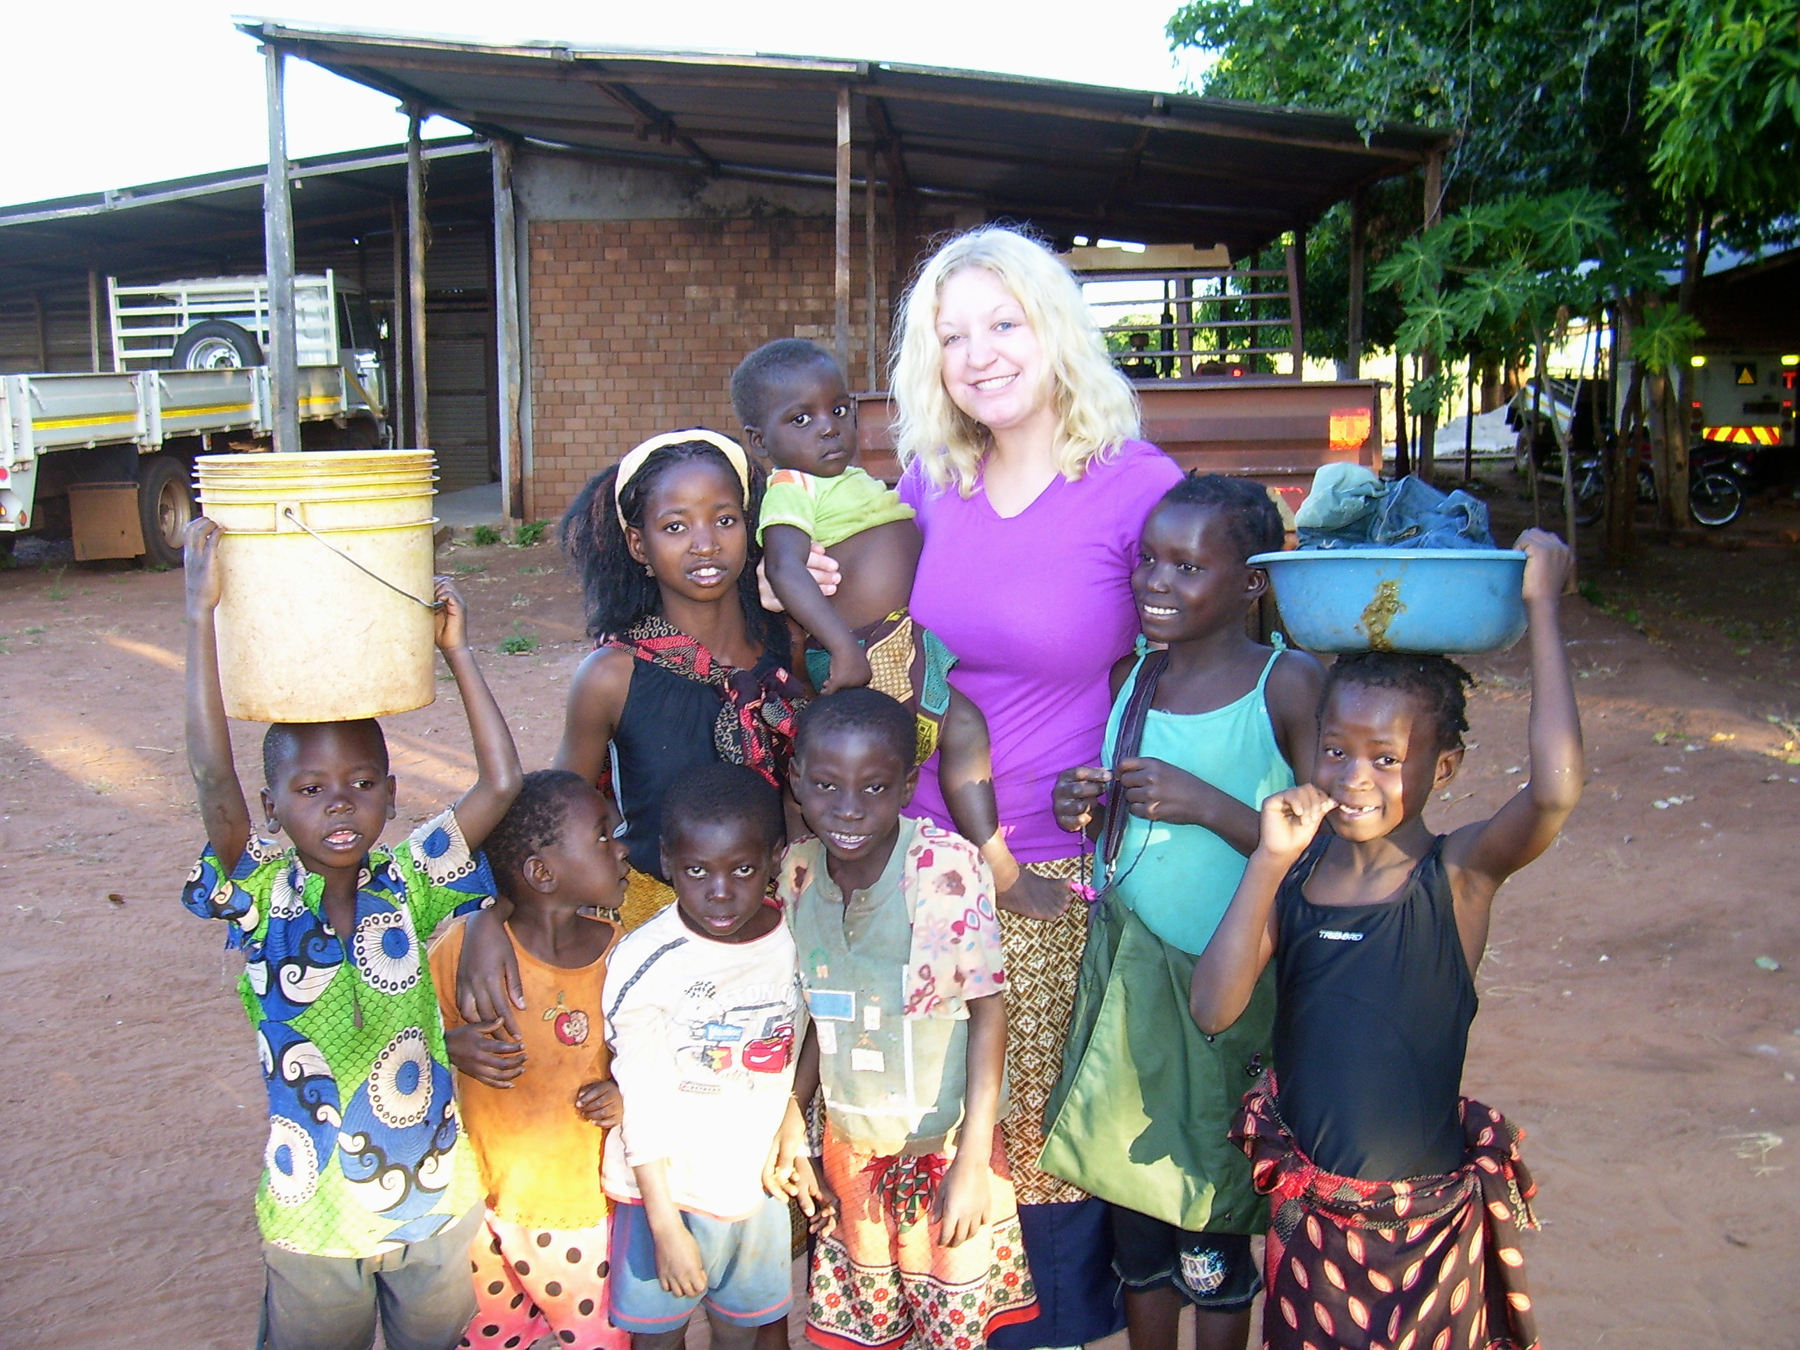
1042, 475, 1323, 1350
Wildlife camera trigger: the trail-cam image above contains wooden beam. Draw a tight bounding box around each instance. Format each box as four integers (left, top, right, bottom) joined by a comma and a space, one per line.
389, 197, 408, 446
1287, 234, 1306, 376
1343, 190, 1366, 378
1417, 151, 1444, 477
87, 268, 101, 371
835, 83, 852, 377
590, 82, 721, 175
406, 106, 430, 450
863, 97, 913, 199
865, 137, 879, 391
491, 140, 525, 522
263, 42, 300, 454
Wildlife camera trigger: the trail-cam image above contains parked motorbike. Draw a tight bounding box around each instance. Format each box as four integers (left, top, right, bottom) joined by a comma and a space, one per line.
1572, 446, 1749, 529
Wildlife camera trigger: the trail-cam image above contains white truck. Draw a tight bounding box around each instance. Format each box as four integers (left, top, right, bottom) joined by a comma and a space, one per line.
0, 271, 388, 567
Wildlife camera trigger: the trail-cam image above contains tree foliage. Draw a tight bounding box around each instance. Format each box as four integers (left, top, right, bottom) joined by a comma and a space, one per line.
1167, 0, 1660, 219
1645, 0, 1800, 244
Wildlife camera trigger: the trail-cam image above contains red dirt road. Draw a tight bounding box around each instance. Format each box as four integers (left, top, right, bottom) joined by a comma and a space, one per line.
1, 530, 1796, 1347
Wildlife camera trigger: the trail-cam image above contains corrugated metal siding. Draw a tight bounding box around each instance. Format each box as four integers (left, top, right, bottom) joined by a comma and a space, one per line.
0, 291, 101, 373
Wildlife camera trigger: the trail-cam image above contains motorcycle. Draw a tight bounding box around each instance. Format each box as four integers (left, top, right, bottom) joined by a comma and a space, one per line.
1572, 444, 1749, 529
1509, 380, 1751, 529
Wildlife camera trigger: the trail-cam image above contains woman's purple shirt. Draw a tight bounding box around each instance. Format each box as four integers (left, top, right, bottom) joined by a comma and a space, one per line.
897, 439, 1182, 862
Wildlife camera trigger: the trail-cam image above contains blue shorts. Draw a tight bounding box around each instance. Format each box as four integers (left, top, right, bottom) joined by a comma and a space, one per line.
608, 1193, 793, 1333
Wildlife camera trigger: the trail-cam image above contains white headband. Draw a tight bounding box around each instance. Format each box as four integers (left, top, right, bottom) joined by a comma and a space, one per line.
614, 429, 752, 529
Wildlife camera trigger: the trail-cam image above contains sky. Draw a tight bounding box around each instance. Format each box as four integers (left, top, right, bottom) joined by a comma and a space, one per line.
1, 0, 1209, 209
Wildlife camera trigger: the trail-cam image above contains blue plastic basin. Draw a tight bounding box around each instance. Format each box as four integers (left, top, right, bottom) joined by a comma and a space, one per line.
1249, 548, 1529, 654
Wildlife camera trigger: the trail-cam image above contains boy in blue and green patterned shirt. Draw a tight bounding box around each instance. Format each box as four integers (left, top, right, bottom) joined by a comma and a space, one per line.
181, 516, 522, 1350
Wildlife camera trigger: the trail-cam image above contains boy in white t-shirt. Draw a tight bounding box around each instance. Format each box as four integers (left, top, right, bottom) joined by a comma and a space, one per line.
602, 763, 828, 1350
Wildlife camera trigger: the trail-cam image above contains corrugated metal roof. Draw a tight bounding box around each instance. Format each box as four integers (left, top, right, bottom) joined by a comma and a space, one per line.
0, 140, 491, 298
241, 18, 1450, 256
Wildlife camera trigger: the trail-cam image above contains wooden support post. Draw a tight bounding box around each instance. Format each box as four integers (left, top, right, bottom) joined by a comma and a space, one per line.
1343, 191, 1365, 380
1286, 233, 1306, 377
865, 138, 879, 391
262, 42, 300, 454
389, 198, 407, 447
492, 140, 525, 522
406, 106, 431, 451
1417, 151, 1444, 478
87, 268, 101, 372
1394, 349, 1411, 477
834, 83, 852, 378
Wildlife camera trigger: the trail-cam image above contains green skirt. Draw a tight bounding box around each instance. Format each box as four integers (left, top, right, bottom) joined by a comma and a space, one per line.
1038, 900, 1275, 1233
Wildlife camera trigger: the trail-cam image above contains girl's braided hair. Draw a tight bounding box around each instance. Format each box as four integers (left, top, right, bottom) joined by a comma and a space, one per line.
560, 439, 787, 657
1321, 651, 1475, 751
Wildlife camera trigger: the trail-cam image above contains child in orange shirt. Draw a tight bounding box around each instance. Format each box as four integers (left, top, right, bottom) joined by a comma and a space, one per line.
432, 770, 633, 1350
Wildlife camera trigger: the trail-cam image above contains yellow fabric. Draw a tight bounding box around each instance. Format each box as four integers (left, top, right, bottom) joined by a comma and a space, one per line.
430, 915, 618, 1230
997, 856, 1092, 1207
617, 867, 675, 933
756, 465, 915, 548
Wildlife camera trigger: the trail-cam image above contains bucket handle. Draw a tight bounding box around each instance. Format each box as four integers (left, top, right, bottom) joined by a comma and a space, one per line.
279, 506, 443, 611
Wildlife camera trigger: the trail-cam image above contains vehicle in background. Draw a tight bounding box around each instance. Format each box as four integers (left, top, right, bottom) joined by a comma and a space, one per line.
0, 271, 389, 568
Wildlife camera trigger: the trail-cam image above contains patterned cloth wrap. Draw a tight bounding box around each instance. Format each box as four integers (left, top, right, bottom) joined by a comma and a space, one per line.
803, 609, 956, 766
605, 615, 806, 787
182, 809, 494, 1257
1231, 1074, 1541, 1350
809, 1127, 1039, 1350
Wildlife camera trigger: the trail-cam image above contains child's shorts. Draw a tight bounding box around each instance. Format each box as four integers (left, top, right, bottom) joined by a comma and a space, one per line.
1109, 1204, 1260, 1314
608, 1193, 793, 1334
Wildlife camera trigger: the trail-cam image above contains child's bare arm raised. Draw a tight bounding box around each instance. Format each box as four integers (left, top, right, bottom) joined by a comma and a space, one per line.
184, 518, 252, 871
435, 578, 524, 850
1442, 529, 1583, 961
762, 522, 871, 693
1190, 785, 1337, 1033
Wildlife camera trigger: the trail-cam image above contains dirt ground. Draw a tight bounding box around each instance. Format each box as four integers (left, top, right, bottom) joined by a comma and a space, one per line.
2, 495, 1798, 1349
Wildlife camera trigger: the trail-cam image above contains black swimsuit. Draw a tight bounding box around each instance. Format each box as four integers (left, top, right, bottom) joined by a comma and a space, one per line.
1272, 834, 1477, 1180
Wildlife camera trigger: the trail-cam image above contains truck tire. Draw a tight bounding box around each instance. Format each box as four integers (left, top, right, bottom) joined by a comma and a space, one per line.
172, 320, 263, 370
138, 455, 195, 568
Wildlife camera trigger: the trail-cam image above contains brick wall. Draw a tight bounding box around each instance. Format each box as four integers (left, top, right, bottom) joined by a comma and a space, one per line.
526, 214, 896, 521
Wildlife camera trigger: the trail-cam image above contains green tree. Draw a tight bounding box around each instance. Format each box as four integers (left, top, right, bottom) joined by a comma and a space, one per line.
1646, 0, 1800, 246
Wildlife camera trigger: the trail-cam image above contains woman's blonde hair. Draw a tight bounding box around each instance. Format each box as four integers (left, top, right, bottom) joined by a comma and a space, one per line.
891, 225, 1141, 494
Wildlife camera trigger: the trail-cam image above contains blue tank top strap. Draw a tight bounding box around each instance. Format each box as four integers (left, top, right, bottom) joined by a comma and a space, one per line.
1253, 639, 1284, 696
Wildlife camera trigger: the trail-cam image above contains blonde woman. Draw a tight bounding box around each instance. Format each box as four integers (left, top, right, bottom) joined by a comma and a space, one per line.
891, 226, 1181, 1349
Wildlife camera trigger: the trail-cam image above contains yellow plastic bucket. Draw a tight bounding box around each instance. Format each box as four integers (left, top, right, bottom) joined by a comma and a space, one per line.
197, 450, 439, 723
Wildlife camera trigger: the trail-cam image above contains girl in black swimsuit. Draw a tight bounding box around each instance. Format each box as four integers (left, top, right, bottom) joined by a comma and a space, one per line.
1191, 528, 1582, 1350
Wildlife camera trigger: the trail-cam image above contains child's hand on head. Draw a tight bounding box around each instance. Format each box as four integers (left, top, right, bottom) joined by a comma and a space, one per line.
1053, 765, 1109, 834
432, 577, 469, 652
444, 1019, 527, 1089
576, 1077, 622, 1129
1515, 528, 1571, 606
1258, 785, 1337, 861
183, 517, 224, 615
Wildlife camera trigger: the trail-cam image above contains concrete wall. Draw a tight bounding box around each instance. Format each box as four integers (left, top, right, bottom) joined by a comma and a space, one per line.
516, 151, 926, 522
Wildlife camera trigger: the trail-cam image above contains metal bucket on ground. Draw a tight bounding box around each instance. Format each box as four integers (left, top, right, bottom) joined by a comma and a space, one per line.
197, 450, 439, 722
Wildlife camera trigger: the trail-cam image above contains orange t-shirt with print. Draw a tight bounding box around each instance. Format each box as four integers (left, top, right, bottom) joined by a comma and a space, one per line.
430, 914, 618, 1230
